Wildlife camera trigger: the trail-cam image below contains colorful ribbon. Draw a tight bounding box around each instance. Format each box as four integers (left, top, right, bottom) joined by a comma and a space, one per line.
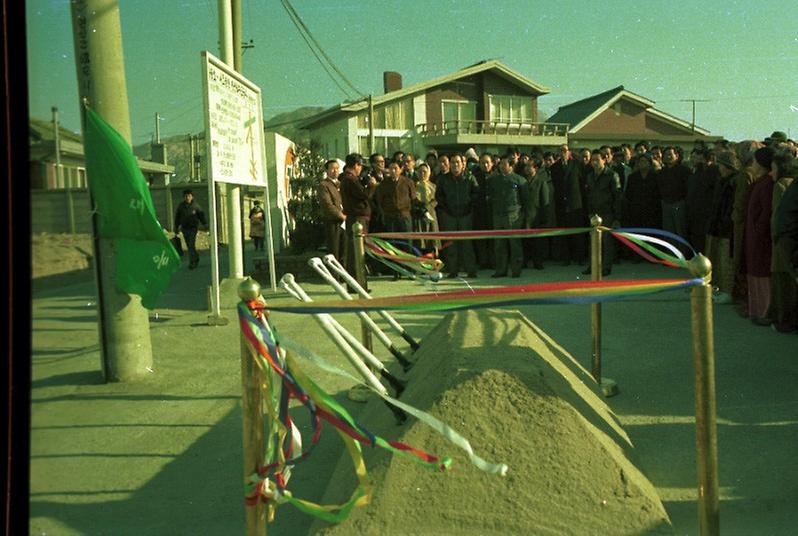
265, 277, 704, 315
238, 300, 504, 524
364, 226, 697, 277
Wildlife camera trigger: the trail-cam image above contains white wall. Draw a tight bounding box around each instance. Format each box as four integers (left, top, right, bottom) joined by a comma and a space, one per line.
264, 132, 296, 252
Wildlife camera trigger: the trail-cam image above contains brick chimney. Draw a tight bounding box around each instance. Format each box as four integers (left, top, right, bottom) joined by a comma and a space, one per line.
383, 71, 402, 93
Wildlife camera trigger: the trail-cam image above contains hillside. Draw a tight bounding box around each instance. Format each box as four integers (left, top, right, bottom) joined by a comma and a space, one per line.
265, 105, 325, 144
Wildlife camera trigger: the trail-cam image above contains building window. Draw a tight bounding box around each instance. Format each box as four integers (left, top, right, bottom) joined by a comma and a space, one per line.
442, 100, 477, 125
358, 135, 413, 156
356, 99, 413, 130
358, 137, 386, 156
489, 94, 533, 122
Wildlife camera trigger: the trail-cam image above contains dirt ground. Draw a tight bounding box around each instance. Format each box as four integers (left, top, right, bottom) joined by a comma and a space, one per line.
28, 235, 798, 535
31, 232, 212, 279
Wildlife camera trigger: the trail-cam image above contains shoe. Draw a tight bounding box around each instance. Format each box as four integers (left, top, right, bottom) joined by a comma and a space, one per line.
467, 272, 478, 278
560, 260, 571, 267
751, 317, 772, 327
447, 272, 458, 279
601, 268, 611, 277
188, 262, 197, 270
581, 267, 592, 275
533, 263, 544, 270
491, 273, 507, 278
511, 272, 521, 278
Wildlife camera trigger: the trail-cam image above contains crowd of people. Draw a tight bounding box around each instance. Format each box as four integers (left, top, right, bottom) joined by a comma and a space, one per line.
315, 131, 798, 333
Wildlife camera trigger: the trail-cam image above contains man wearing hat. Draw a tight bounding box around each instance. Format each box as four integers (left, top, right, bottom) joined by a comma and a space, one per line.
705, 150, 741, 303
174, 189, 208, 270
765, 131, 788, 146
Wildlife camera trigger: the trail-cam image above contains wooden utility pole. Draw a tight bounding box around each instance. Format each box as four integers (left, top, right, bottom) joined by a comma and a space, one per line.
70, 0, 154, 381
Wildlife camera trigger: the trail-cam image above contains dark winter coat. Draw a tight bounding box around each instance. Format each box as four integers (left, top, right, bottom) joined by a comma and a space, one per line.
340, 170, 375, 219
435, 170, 479, 218
585, 166, 622, 222
744, 174, 775, 276
622, 169, 661, 228
174, 200, 207, 231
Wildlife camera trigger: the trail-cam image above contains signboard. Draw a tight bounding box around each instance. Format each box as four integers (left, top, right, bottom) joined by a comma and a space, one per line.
202, 51, 266, 186
265, 132, 296, 250
200, 50, 276, 316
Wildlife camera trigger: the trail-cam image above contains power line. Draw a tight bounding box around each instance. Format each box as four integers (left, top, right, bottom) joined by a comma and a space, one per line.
280, 0, 363, 97
278, 0, 364, 100
658, 94, 798, 103
279, 1, 354, 99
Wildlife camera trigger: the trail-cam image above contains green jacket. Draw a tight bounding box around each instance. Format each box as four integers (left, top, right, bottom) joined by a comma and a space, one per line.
435, 170, 479, 218
486, 171, 526, 217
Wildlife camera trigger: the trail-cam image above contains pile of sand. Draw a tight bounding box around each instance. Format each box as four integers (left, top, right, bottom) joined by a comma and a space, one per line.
31, 232, 211, 279
31, 233, 95, 279
310, 309, 671, 535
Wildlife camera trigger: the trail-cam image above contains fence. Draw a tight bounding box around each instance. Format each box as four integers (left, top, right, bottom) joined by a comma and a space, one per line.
30, 185, 264, 244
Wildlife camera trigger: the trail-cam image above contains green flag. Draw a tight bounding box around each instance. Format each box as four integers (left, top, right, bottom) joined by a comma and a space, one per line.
84, 107, 180, 309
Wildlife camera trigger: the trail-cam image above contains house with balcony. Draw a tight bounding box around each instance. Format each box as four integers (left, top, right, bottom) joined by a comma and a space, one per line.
547, 86, 722, 151
298, 60, 569, 159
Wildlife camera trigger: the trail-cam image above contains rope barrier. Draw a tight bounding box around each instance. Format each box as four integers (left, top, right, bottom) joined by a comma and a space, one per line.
362, 226, 696, 277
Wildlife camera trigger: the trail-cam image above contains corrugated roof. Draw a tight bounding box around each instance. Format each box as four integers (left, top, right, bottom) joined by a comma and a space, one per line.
29, 117, 83, 143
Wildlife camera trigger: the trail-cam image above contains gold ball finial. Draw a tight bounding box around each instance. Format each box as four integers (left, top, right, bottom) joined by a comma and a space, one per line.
237, 277, 262, 301
352, 221, 364, 236
688, 253, 713, 279
590, 214, 603, 227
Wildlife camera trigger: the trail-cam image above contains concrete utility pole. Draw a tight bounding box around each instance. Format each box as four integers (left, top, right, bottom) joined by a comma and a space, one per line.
70, 0, 154, 381
55, 106, 77, 232
220, 0, 244, 280
368, 94, 375, 153
188, 134, 196, 181
231, 0, 248, 275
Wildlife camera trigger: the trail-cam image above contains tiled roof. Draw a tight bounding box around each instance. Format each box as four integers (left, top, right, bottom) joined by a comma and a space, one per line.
547, 86, 626, 128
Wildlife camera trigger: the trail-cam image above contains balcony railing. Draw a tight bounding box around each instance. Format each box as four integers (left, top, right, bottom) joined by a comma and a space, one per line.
417, 119, 570, 138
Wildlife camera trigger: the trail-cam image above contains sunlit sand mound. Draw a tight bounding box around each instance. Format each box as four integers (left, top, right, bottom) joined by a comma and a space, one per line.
311, 309, 672, 535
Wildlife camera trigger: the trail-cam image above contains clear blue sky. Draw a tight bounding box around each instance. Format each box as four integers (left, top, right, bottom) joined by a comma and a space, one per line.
26, 0, 798, 145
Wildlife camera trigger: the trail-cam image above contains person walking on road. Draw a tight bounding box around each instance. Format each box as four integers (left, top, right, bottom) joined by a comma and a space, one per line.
174, 189, 207, 270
